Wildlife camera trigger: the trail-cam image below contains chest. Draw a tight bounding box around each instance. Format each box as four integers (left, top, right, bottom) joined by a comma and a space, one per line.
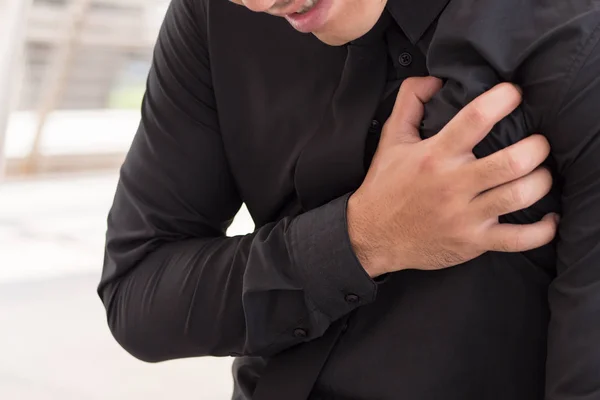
209, 15, 559, 232
212, 23, 435, 225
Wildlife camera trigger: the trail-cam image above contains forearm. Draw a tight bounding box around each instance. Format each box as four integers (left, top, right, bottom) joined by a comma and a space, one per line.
99, 194, 377, 362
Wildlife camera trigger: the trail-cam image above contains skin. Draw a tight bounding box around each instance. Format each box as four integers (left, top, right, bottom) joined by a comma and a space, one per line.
226, 1, 559, 275
229, 0, 388, 45
348, 79, 557, 277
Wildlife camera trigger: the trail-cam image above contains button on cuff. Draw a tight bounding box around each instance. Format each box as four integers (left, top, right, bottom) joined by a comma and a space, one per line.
369, 119, 381, 134
345, 294, 360, 304
293, 328, 308, 339
289, 193, 378, 321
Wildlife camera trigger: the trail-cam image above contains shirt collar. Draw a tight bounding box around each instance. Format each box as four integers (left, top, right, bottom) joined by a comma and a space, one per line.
386, 0, 451, 44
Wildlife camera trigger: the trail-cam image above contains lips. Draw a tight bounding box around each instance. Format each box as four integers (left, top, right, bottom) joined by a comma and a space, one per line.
283, 0, 331, 33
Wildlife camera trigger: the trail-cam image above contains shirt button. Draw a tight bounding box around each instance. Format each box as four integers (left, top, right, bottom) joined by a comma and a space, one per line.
293, 328, 308, 338
399, 52, 413, 67
369, 119, 381, 133
345, 294, 360, 303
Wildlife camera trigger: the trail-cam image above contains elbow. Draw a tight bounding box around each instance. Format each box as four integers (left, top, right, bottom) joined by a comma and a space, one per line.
99, 276, 229, 362
111, 332, 166, 364
108, 319, 168, 364
99, 280, 173, 363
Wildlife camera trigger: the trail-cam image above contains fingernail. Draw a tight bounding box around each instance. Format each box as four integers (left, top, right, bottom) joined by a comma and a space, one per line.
553, 213, 561, 224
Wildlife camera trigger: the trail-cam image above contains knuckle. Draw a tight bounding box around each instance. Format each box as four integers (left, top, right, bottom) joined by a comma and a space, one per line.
483, 200, 502, 219
485, 189, 513, 217
498, 234, 520, 252
417, 147, 439, 172
509, 182, 528, 207
504, 150, 526, 177
476, 157, 499, 184
513, 228, 524, 250
464, 104, 489, 127
496, 195, 513, 215
494, 238, 512, 252
451, 225, 473, 249
479, 157, 501, 181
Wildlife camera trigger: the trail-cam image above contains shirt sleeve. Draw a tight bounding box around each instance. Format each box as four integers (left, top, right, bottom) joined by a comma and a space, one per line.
544, 20, 600, 400
98, 0, 377, 362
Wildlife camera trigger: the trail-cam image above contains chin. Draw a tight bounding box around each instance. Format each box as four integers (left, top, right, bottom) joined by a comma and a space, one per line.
314, 31, 352, 46
313, 23, 378, 46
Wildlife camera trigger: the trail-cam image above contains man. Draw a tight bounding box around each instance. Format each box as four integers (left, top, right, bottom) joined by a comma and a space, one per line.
98, 0, 600, 399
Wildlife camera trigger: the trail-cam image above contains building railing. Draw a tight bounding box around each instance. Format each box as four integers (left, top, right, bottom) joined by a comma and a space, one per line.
0, 0, 167, 178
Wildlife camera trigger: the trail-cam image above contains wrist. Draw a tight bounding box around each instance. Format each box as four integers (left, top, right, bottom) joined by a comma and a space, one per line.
347, 193, 388, 279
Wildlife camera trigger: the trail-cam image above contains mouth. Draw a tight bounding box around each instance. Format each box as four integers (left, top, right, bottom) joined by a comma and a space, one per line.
268, 0, 321, 16
293, 0, 320, 14
283, 0, 331, 33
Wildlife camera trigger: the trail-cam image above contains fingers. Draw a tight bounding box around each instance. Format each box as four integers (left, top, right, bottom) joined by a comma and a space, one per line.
472, 166, 553, 219
387, 77, 443, 128
434, 83, 522, 154
484, 213, 559, 253
467, 134, 551, 194
382, 77, 443, 145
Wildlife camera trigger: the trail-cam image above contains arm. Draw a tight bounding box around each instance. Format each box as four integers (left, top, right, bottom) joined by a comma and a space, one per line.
98, 0, 377, 362
544, 20, 600, 399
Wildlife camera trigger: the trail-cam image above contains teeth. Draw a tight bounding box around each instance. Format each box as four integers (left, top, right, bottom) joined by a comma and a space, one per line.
296, 0, 318, 14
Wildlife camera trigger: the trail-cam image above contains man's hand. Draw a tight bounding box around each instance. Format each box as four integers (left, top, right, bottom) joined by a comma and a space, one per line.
348, 77, 559, 278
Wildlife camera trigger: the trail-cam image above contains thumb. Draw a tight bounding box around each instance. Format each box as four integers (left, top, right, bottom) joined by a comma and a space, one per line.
381, 77, 442, 145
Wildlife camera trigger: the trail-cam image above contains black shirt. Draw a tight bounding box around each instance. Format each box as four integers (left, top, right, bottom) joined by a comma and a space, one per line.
98, 0, 600, 399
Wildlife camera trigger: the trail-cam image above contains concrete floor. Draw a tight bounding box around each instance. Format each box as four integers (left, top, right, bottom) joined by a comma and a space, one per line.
0, 172, 255, 399
0, 274, 235, 400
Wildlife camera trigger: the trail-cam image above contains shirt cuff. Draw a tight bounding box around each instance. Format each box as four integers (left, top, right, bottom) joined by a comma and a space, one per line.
289, 193, 378, 321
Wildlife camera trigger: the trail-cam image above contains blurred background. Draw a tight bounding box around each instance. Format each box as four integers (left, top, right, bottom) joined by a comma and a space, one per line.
0, 0, 252, 398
